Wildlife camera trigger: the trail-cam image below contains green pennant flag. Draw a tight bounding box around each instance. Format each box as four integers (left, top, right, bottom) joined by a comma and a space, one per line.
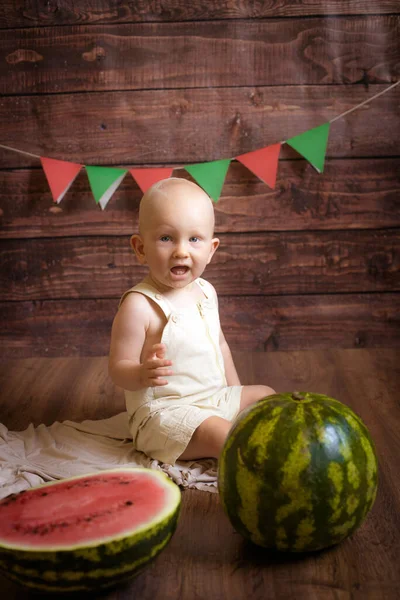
185, 159, 231, 202
286, 123, 330, 173
86, 166, 127, 210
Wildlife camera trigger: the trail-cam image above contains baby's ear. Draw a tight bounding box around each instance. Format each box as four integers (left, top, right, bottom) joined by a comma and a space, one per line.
207, 237, 220, 264
130, 234, 146, 264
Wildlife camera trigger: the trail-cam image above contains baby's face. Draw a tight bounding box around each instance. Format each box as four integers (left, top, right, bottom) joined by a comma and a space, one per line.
132, 181, 220, 291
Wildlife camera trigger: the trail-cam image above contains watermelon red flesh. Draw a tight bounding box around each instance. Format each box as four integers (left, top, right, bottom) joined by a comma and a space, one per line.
0, 471, 170, 548
0, 468, 181, 593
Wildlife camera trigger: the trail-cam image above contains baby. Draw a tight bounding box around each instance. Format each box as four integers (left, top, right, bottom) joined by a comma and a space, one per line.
108, 177, 275, 464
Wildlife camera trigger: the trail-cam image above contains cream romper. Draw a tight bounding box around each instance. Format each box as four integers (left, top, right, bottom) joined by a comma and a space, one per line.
119, 277, 243, 465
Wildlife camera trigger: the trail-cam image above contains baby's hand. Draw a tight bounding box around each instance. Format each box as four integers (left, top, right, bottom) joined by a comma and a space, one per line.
140, 343, 173, 387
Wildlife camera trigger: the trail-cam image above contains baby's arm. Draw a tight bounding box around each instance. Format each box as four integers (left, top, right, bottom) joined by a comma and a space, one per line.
206, 282, 241, 386
220, 328, 241, 386
108, 293, 173, 391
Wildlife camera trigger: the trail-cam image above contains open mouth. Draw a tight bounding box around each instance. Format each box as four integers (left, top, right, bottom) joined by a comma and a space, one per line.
170, 266, 189, 276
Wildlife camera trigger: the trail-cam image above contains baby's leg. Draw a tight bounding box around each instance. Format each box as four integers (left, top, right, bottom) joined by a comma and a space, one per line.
177, 386, 276, 461
178, 416, 232, 461
239, 385, 276, 412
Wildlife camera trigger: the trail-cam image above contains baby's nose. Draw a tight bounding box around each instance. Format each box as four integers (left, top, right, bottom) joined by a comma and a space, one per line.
173, 241, 189, 257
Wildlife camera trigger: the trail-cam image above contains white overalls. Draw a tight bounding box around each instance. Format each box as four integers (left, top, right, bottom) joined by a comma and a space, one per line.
119, 278, 243, 464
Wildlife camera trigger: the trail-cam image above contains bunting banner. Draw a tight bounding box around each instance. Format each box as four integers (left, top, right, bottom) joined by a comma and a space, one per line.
129, 167, 174, 193
40, 157, 82, 204
236, 143, 281, 189
85, 166, 128, 210
185, 159, 231, 202
1, 80, 398, 207
286, 123, 330, 173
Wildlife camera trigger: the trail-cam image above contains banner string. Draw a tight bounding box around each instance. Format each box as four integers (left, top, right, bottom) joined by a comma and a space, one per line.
0, 80, 398, 164
328, 80, 399, 124
0, 142, 41, 159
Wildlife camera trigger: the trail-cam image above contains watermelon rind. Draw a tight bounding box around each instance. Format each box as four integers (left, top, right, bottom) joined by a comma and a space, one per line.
218, 392, 379, 552
0, 468, 181, 592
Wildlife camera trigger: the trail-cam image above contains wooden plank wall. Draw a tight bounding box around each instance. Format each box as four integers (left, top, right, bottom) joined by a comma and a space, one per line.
0, 0, 399, 357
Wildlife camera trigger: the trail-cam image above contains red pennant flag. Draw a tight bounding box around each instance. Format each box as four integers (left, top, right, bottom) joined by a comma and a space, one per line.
40, 157, 83, 204
129, 167, 174, 193
236, 143, 281, 189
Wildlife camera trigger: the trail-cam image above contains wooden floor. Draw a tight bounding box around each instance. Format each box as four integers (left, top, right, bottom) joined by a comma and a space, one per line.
0, 349, 399, 599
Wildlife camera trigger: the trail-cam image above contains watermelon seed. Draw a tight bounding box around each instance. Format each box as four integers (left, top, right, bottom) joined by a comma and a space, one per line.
125, 501, 133, 506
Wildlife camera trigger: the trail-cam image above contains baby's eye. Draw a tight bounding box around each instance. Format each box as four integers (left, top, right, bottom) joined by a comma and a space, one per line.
190, 236, 199, 242
160, 235, 171, 242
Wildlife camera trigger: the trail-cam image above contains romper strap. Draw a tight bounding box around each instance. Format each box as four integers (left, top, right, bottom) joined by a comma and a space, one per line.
196, 277, 215, 300
119, 283, 172, 319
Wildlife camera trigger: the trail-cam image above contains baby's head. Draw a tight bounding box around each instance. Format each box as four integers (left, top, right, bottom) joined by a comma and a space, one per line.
131, 177, 220, 290
138, 177, 215, 236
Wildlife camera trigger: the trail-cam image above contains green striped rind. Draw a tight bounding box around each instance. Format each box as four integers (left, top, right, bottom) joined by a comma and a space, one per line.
218, 392, 378, 552
0, 469, 181, 592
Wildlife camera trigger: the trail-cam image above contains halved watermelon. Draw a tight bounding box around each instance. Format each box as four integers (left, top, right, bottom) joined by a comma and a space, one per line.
0, 468, 181, 592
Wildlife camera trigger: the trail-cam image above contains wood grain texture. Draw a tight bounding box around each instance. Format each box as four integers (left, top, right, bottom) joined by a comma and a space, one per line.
0, 349, 399, 598
1, 293, 399, 357
1, 159, 399, 238
0, 85, 399, 169
0, 1, 398, 28
1, 229, 399, 301
0, 356, 123, 427
1, 17, 398, 94
0, 4, 398, 361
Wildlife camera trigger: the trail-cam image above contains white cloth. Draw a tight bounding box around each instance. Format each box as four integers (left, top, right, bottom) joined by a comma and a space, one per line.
0, 412, 218, 500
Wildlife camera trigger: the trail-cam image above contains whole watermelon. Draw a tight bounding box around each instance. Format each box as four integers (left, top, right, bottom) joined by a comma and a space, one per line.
0, 468, 181, 593
218, 392, 378, 552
